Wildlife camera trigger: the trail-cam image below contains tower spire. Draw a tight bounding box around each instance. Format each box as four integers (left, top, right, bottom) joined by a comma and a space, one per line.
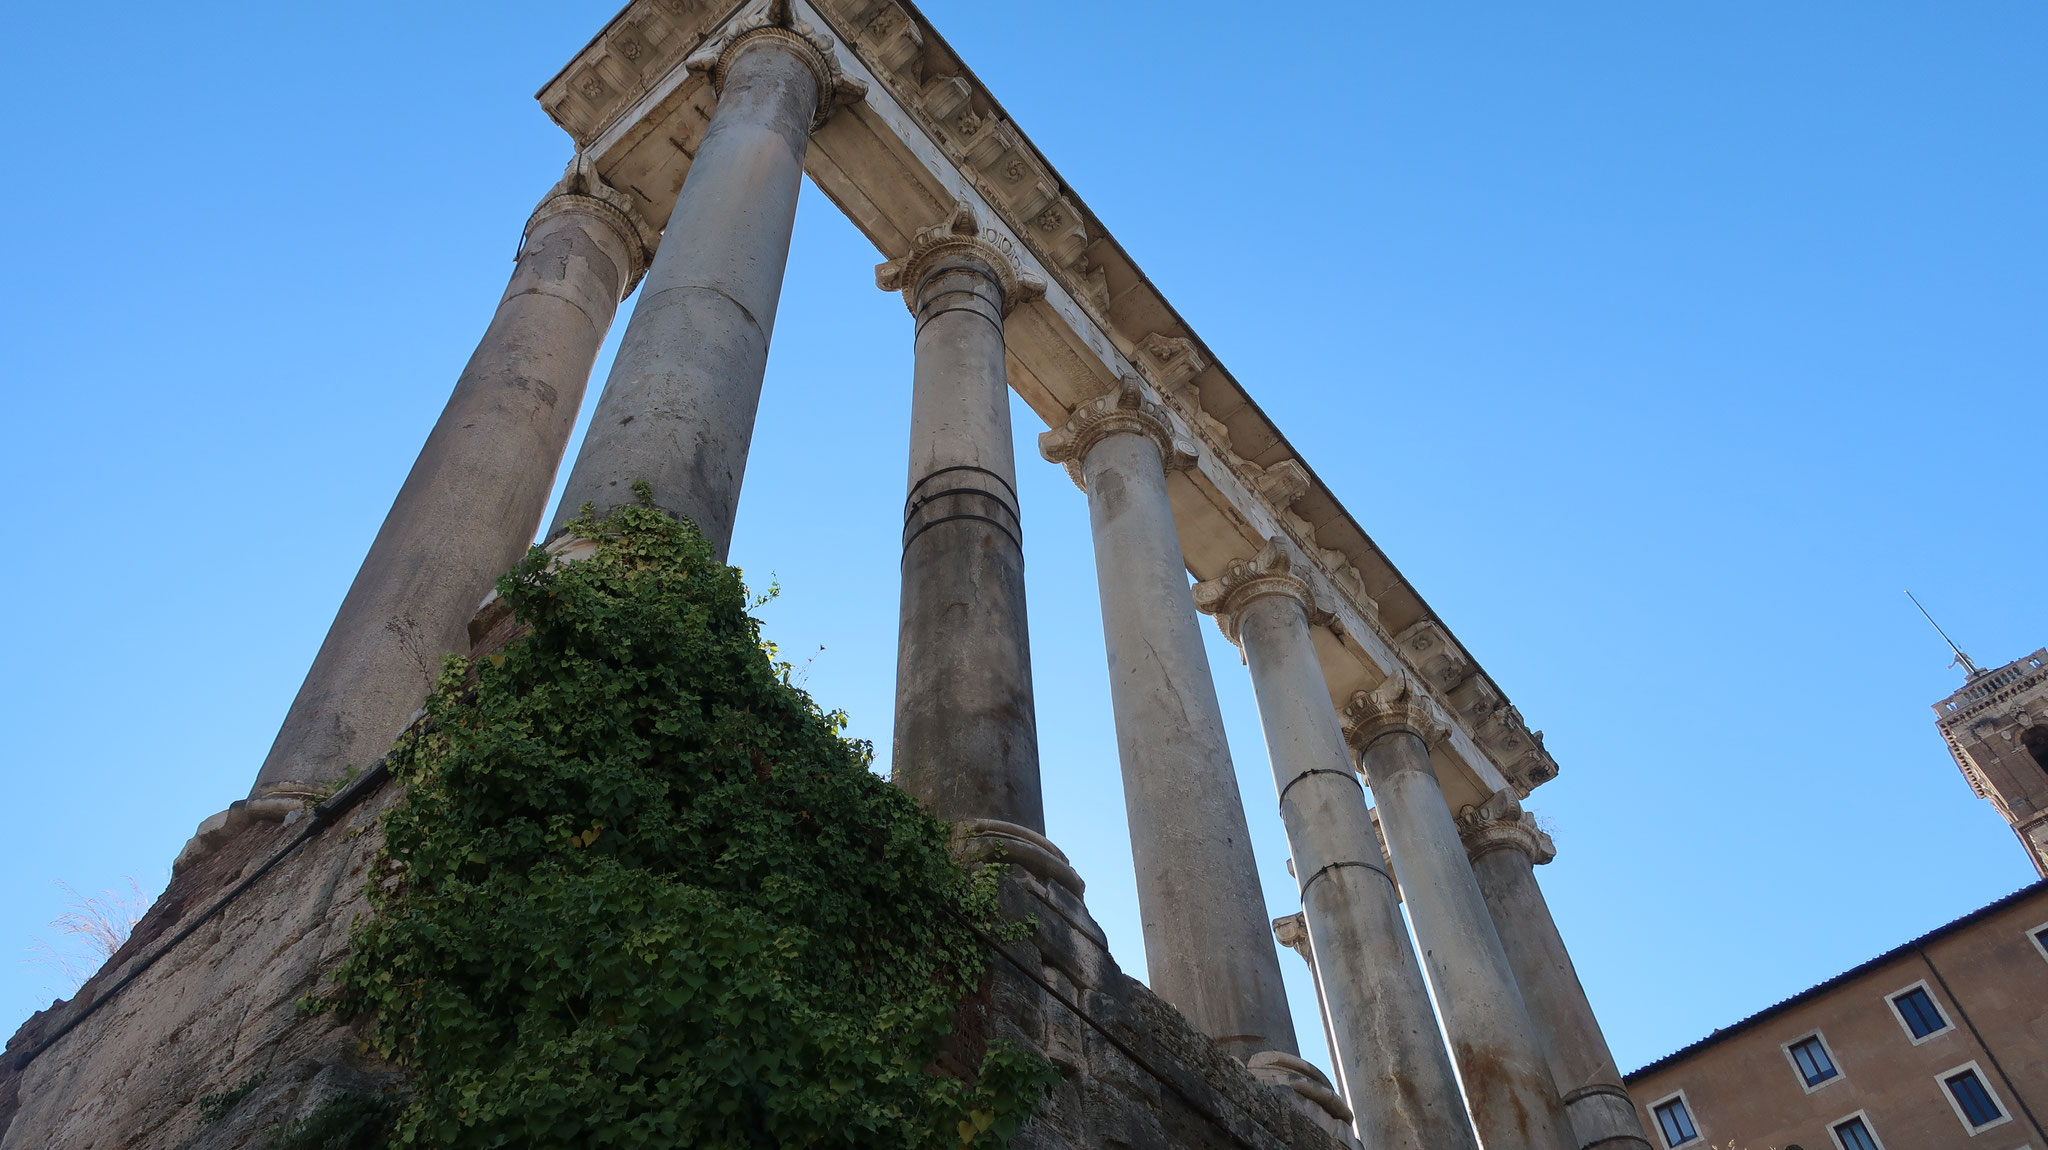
1906, 590, 1981, 678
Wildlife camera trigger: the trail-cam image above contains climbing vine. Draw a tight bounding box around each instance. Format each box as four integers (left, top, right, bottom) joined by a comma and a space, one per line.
330, 488, 1054, 1148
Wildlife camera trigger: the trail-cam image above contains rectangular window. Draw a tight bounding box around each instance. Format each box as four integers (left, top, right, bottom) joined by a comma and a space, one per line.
1789, 1035, 1839, 1087
1945, 1069, 2006, 1128
1653, 1097, 1699, 1148
1890, 985, 1949, 1039
2032, 923, 2048, 964
1833, 1116, 1880, 1150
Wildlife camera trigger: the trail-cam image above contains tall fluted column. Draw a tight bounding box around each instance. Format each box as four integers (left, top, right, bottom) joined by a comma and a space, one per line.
1348, 680, 1578, 1150
1039, 381, 1296, 1063
551, 10, 863, 557
252, 159, 653, 798
1196, 543, 1478, 1150
876, 203, 1045, 830
1460, 793, 1652, 1150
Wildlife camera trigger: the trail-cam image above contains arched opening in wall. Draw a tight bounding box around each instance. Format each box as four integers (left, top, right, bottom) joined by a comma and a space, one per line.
2022, 726, 2048, 778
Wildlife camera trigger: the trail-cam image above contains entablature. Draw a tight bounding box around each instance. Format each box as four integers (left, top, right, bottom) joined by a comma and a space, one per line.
537, 0, 1560, 804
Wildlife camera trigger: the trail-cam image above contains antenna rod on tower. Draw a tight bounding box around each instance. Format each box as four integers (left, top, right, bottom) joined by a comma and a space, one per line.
1906, 590, 1981, 677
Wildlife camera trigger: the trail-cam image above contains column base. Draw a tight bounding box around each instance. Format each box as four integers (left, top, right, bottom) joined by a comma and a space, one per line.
171, 787, 317, 872
951, 818, 1085, 898
1247, 1050, 1357, 1146
1563, 1083, 1654, 1150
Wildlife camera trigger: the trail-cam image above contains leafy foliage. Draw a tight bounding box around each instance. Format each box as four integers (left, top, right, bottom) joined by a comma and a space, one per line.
332, 490, 1052, 1148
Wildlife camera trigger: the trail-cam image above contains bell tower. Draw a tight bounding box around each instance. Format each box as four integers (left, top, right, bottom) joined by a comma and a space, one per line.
1932, 647, 2048, 877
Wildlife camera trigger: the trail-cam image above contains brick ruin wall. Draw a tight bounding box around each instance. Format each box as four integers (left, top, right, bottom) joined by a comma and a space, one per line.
0, 788, 1346, 1150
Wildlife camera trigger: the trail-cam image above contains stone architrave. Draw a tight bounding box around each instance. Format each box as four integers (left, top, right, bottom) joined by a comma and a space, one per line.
1196, 542, 1479, 1150
1039, 381, 1298, 1065
876, 202, 1047, 832
251, 159, 654, 799
1459, 791, 1652, 1150
1347, 679, 1579, 1150
550, 6, 865, 557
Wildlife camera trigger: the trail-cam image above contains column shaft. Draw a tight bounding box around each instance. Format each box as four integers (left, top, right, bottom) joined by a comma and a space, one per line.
551, 35, 819, 557
1360, 723, 1577, 1150
1215, 567, 1477, 1150
1466, 810, 1651, 1150
1046, 396, 1294, 1061
252, 184, 642, 797
891, 238, 1041, 829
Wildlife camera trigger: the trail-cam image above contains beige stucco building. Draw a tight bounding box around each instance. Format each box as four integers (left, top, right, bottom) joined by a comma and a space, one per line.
1626, 646, 2048, 1150
1625, 880, 2047, 1150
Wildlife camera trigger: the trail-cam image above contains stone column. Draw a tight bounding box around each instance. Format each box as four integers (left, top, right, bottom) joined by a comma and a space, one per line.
1460, 792, 1652, 1150
1347, 679, 1578, 1150
1196, 543, 1479, 1150
1039, 381, 1296, 1064
876, 203, 1045, 830
550, 10, 863, 557
251, 159, 653, 798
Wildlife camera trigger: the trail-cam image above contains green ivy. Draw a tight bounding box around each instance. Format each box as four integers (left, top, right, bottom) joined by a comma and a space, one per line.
331, 489, 1054, 1148
196, 1072, 266, 1126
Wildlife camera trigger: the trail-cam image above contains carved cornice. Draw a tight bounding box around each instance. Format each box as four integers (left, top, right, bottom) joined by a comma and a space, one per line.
1342, 673, 1452, 752
874, 200, 1044, 315
683, 0, 867, 131
525, 155, 660, 298
1455, 789, 1556, 866
1191, 538, 1331, 645
1038, 378, 1198, 489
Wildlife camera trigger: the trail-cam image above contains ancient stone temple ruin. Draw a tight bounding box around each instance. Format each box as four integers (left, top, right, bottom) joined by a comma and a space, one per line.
1, 3, 1650, 1147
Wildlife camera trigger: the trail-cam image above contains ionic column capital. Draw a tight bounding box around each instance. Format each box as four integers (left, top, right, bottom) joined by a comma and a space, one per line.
874, 200, 1045, 315
1271, 911, 1311, 957
1456, 789, 1556, 865
1038, 377, 1199, 488
525, 155, 660, 297
1191, 537, 1331, 644
684, 0, 868, 131
1342, 673, 1452, 752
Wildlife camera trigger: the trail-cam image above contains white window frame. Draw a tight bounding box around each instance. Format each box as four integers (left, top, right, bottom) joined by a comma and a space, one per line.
2028, 921, 2048, 966
1647, 1089, 1704, 1149
1828, 1109, 1887, 1150
1884, 979, 1954, 1045
1782, 1030, 1845, 1094
1936, 1060, 2012, 1135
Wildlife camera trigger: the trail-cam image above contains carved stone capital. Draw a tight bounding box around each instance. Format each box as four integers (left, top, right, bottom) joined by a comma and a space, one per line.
1455, 789, 1556, 866
1271, 911, 1311, 958
684, 0, 868, 131
1342, 673, 1451, 751
525, 154, 660, 297
1191, 538, 1331, 644
873, 200, 1045, 314
1038, 377, 1199, 488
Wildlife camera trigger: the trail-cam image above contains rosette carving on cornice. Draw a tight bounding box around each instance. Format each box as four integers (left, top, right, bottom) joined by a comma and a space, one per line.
1455, 788, 1556, 865
1191, 538, 1332, 644
873, 200, 1044, 314
1038, 377, 1198, 489
683, 0, 868, 131
1341, 672, 1452, 751
525, 154, 660, 298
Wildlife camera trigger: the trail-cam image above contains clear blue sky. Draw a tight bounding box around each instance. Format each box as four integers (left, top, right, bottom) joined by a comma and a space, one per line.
2, 1, 2042, 1083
